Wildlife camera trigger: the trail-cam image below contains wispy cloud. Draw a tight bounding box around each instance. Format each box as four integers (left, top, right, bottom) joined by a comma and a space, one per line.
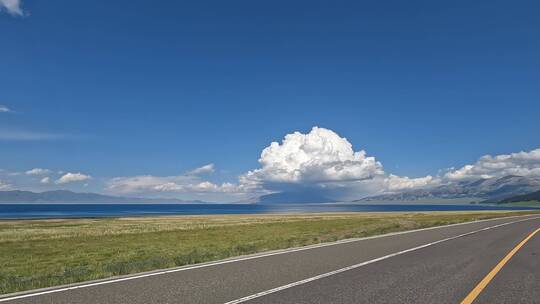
0, 130, 65, 141
0, 0, 23, 16
26, 168, 51, 175
188, 163, 215, 175
0, 105, 11, 113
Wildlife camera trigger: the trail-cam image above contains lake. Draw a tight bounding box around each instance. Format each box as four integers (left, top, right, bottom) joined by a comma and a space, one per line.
0, 203, 538, 219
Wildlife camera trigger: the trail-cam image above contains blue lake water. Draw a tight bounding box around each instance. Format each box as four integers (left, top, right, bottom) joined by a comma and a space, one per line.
0, 203, 538, 219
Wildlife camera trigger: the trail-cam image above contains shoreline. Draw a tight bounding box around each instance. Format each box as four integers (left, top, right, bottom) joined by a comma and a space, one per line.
0, 209, 538, 222
1, 203, 539, 221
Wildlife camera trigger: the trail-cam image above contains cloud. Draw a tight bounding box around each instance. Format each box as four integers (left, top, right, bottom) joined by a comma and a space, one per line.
0, 130, 65, 141
152, 181, 240, 193
0, 0, 23, 16
107, 173, 242, 195
242, 127, 384, 188
107, 175, 193, 194
383, 174, 436, 191
56, 172, 92, 184
444, 148, 540, 181
236, 126, 437, 201
0, 180, 12, 190
26, 168, 51, 175
40, 177, 51, 184
106, 163, 244, 195
188, 163, 215, 175
0, 105, 11, 113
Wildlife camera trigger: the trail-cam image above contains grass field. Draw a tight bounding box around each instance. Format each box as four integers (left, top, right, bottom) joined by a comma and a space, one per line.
496, 201, 540, 207
1, 211, 538, 295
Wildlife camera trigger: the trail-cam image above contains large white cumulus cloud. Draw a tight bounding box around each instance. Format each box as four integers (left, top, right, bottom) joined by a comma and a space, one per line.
444, 148, 540, 181
242, 127, 384, 186
238, 126, 434, 200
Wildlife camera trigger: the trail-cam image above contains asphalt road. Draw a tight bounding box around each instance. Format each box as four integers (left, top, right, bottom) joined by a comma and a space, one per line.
1, 214, 539, 304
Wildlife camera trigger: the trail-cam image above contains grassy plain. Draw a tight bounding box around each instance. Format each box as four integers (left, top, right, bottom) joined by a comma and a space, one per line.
496, 201, 540, 207
1, 211, 538, 294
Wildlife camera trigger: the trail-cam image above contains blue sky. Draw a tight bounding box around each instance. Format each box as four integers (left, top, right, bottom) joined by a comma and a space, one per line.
1, 0, 539, 201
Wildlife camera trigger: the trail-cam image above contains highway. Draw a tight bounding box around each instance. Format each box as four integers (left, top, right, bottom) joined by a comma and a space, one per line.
1, 214, 539, 304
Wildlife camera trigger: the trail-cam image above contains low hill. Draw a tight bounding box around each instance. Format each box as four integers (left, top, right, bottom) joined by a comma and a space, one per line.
493, 190, 540, 204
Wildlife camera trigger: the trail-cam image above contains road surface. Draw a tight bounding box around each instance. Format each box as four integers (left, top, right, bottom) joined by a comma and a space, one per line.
1, 214, 539, 304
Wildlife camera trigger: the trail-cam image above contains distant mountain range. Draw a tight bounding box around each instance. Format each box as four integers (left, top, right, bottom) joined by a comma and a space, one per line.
0, 190, 209, 204
357, 175, 540, 203
2, 175, 540, 205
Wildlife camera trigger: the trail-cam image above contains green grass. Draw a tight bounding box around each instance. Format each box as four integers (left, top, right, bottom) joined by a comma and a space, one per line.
497, 201, 540, 207
0, 211, 538, 295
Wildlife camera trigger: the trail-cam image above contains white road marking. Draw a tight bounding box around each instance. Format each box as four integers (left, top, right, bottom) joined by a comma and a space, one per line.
223, 216, 540, 304
0, 214, 537, 302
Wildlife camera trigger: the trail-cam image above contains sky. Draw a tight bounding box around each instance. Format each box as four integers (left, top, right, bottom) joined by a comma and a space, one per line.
1, 0, 539, 202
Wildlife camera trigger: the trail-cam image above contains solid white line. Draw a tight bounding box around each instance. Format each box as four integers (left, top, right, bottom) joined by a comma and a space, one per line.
0, 214, 537, 302
223, 216, 540, 304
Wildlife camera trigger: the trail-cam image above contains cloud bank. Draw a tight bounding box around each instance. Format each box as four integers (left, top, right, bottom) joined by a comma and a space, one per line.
238, 128, 540, 200
106, 164, 245, 197
104, 126, 540, 202
0, 0, 23, 16
444, 149, 540, 181
107, 175, 241, 195
10, 126, 536, 202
